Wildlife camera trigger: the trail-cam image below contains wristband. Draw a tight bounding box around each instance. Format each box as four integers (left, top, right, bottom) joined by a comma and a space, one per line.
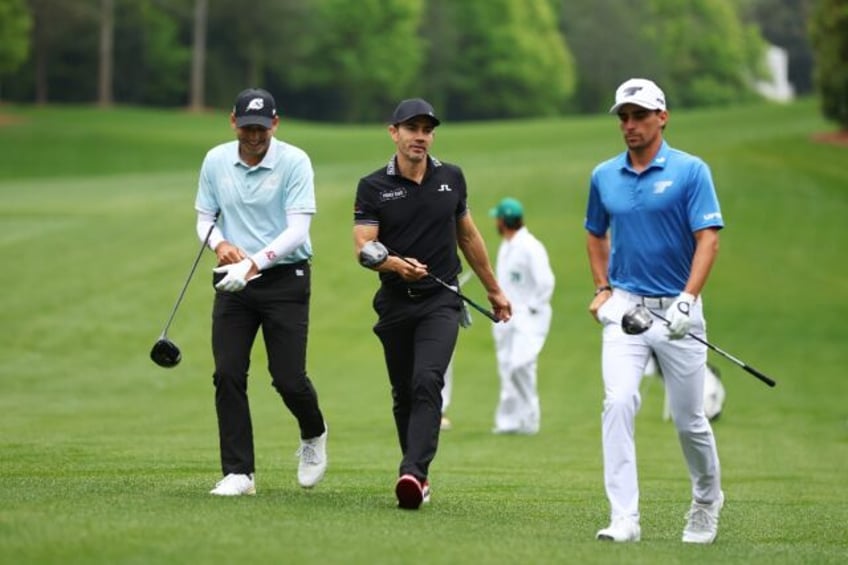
594, 285, 612, 296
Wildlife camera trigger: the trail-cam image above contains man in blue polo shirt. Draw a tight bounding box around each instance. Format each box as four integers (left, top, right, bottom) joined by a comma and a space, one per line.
195, 88, 328, 496
584, 78, 725, 544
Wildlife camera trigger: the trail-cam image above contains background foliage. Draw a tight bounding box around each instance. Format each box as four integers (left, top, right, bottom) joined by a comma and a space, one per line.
0, 0, 840, 124
809, 0, 848, 128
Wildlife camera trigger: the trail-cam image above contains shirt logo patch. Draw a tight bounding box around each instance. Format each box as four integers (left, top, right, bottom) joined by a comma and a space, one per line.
295, 269, 304, 276
438, 184, 452, 192
653, 180, 673, 194
380, 187, 408, 202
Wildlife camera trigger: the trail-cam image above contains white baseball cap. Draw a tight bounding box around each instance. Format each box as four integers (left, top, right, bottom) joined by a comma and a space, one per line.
609, 78, 667, 114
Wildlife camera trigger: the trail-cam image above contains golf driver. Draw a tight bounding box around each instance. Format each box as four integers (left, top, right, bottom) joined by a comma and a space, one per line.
359, 241, 500, 323
150, 219, 217, 368
621, 304, 776, 387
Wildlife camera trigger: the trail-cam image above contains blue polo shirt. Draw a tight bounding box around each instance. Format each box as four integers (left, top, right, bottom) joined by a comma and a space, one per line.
584, 141, 724, 296
195, 138, 315, 264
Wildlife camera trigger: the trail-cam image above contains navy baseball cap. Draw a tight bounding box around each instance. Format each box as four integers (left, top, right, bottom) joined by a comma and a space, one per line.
391, 98, 440, 126
233, 88, 277, 128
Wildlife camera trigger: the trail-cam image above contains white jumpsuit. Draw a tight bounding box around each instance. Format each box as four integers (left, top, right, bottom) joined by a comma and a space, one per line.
492, 227, 555, 434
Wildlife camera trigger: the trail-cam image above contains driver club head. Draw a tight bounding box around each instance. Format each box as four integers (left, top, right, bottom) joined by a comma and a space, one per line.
150, 337, 182, 368
621, 305, 654, 335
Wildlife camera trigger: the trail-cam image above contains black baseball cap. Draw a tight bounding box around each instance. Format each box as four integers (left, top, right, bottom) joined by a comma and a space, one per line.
391, 98, 440, 126
233, 88, 277, 128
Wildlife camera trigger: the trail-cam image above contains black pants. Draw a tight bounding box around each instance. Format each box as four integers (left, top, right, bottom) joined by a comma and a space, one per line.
211, 261, 325, 475
373, 285, 461, 481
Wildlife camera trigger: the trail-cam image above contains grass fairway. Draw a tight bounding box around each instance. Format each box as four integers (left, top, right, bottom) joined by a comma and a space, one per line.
1, 100, 846, 564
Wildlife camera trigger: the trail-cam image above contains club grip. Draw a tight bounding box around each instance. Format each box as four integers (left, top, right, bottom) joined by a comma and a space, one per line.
743, 364, 776, 387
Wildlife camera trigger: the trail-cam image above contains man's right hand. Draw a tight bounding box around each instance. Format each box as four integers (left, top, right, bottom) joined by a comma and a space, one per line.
589, 288, 612, 323
392, 256, 428, 281
215, 241, 245, 266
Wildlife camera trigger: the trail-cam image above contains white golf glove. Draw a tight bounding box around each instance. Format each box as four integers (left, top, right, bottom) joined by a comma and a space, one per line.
665, 292, 695, 339
213, 258, 259, 292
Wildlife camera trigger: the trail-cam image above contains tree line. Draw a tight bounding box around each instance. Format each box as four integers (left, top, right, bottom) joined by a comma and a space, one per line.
0, 0, 843, 127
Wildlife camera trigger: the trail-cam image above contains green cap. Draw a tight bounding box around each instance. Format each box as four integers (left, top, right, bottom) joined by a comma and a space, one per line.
489, 197, 524, 220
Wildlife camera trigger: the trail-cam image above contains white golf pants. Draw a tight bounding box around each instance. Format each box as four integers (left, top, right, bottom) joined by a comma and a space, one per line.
492, 308, 550, 433
597, 289, 721, 520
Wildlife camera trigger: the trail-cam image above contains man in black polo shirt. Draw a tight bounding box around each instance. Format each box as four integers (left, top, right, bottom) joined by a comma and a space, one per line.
353, 98, 511, 510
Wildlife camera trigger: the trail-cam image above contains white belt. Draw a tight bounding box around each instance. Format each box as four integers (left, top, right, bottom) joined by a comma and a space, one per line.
613, 289, 677, 310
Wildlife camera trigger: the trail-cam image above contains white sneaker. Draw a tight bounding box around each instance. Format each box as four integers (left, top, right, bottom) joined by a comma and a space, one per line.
209, 473, 255, 496
682, 491, 724, 544
296, 427, 328, 488
440, 416, 452, 431
596, 516, 641, 542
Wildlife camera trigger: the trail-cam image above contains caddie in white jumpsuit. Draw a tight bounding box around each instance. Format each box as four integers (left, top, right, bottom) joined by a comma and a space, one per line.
490, 198, 555, 435
585, 79, 724, 544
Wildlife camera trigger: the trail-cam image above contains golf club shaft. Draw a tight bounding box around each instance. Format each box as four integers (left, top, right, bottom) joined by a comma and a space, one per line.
650, 311, 776, 387
159, 219, 217, 337
383, 245, 499, 323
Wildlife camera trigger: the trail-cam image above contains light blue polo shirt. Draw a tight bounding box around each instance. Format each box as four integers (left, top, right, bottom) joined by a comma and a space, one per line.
584, 141, 724, 296
195, 138, 315, 264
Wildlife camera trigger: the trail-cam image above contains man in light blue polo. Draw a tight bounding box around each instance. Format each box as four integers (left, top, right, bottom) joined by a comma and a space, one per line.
584, 78, 725, 544
195, 88, 328, 496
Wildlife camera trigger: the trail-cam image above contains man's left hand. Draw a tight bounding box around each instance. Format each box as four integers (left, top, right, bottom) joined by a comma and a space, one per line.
213, 258, 260, 292
488, 290, 512, 322
665, 292, 695, 339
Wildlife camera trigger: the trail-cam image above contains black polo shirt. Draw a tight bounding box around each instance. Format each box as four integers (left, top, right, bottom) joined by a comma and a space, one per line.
354, 155, 468, 291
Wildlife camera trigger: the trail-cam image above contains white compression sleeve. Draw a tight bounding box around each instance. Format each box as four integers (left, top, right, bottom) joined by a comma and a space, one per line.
249, 212, 312, 270
196, 210, 225, 251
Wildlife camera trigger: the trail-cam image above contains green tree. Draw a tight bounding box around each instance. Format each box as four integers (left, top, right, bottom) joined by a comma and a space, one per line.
289, 0, 426, 122
24, 0, 99, 103
417, 0, 461, 115
809, 0, 848, 129
0, 0, 31, 82
112, 0, 191, 106
642, 0, 767, 108
446, 0, 575, 120
559, 0, 663, 113
202, 0, 313, 112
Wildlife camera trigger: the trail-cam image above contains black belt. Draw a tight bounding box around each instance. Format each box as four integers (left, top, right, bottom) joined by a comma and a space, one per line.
384, 284, 443, 300
264, 259, 309, 273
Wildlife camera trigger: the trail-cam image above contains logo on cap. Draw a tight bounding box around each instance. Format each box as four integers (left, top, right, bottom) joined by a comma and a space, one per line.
246, 98, 265, 111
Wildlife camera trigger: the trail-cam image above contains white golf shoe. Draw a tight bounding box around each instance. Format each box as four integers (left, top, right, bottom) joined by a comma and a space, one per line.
596, 516, 641, 542
210, 473, 255, 496
682, 491, 725, 544
296, 427, 328, 488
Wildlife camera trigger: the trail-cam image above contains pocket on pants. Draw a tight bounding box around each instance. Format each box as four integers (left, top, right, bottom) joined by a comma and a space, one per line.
596, 295, 621, 326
